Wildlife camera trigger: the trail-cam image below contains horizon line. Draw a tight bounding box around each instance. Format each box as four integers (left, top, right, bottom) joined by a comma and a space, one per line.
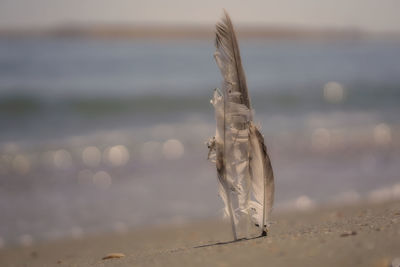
1, 23, 399, 40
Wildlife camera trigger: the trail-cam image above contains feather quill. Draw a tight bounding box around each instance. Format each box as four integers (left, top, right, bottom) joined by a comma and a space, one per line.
208, 11, 275, 240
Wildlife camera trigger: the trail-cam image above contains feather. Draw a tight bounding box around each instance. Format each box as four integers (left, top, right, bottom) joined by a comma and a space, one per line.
208, 11, 275, 240
249, 123, 274, 236
215, 10, 251, 110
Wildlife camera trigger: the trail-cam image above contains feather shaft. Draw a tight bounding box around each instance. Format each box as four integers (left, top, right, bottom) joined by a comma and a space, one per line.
209, 11, 275, 240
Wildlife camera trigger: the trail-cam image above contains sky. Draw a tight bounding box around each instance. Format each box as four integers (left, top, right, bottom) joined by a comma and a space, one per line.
1, 0, 400, 32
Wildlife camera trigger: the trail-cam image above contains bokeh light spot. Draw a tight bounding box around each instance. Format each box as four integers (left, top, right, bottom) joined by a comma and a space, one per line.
323, 82, 345, 103
70, 227, 84, 239
106, 145, 130, 167
162, 139, 184, 160
19, 234, 33, 247
333, 191, 360, 204
54, 149, 72, 170
373, 123, 391, 146
113, 222, 128, 233
295, 195, 314, 211
92, 171, 112, 189
82, 146, 101, 167
368, 187, 394, 203
3, 142, 19, 154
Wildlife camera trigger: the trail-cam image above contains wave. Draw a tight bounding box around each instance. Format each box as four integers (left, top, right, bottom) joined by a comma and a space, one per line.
1, 83, 399, 116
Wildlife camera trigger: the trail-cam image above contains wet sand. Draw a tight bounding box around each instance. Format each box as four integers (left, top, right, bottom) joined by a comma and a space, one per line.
1, 200, 399, 267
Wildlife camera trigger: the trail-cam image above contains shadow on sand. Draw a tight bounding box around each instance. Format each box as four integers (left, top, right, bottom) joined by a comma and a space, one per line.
193, 235, 266, 249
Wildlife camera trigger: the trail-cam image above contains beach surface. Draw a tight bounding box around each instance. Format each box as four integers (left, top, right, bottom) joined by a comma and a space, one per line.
1, 200, 399, 267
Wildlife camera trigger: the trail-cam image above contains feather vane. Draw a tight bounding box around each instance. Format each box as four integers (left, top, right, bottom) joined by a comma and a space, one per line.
208, 11, 274, 240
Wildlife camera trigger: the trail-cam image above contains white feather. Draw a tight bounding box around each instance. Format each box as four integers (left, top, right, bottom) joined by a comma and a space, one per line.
208, 11, 275, 240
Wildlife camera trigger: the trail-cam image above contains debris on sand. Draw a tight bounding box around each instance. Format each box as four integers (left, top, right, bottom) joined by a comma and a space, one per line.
340, 231, 357, 237
102, 253, 125, 260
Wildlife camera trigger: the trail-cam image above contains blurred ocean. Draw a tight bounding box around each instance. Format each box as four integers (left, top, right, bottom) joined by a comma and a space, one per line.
0, 37, 400, 247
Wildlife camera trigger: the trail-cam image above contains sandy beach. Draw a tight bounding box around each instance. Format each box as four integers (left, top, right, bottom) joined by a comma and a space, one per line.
0, 200, 399, 267
1, 4, 400, 267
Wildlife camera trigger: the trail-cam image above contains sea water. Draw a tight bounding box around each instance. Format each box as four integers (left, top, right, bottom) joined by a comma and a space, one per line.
0, 37, 399, 246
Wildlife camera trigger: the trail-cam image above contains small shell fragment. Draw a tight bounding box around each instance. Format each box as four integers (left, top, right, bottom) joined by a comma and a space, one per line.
102, 253, 126, 260
340, 231, 357, 237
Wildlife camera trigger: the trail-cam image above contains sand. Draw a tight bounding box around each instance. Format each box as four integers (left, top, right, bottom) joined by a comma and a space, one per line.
1, 200, 399, 267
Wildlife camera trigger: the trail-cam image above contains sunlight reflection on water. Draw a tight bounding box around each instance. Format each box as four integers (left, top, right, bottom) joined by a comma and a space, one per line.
82, 146, 101, 167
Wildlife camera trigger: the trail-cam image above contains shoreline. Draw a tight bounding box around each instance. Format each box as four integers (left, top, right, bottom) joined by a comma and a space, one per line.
1, 200, 399, 266
1, 25, 399, 40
